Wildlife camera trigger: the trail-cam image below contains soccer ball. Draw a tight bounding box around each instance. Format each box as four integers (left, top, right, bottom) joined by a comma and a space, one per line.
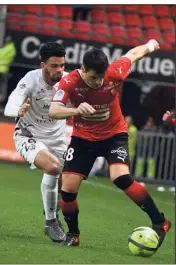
128, 226, 159, 257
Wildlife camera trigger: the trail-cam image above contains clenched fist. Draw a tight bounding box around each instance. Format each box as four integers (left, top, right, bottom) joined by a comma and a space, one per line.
76, 102, 96, 115
147, 39, 160, 52
18, 98, 30, 117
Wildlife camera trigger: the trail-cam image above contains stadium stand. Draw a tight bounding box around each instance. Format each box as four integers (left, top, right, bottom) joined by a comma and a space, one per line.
6, 4, 175, 50
138, 5, 153, 15
73, 21, 91, 40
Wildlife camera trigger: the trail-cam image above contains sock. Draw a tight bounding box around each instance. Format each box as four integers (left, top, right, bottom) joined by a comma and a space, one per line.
113, 175, 165, 225
60, 190, 80, 234
57, 192, 60, 218
57, 174, 62, 213
41, 173, 58, 221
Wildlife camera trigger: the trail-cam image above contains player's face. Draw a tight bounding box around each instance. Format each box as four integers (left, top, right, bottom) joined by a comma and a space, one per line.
82, 67, 104, 89
41, 57, 65, 85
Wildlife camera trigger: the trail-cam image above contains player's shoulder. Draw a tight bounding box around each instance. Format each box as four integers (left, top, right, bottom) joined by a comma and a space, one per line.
105, 56, 131, 81
18, 69, 42, 91
118, 56, 132, 64
23, 69, 41, 84
16, 69, 41, 91
24, 68, 41, 78
110, 56, 131, 66
60, 69, 80, 87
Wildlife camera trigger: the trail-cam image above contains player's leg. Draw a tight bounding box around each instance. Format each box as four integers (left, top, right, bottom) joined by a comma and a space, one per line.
105, 133, 171, 247
42, 174, 64, 230
35, 150, 65, 242
59, 137, 97, 246
14, 136, 65, 242
48, 139, 68, 232
54, 173, 64, 232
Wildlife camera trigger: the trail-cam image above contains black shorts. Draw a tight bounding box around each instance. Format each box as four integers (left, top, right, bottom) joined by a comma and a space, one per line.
63, 133, 129, 179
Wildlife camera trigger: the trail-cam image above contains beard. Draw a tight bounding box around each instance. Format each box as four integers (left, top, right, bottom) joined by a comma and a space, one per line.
52, 73, 63, 82
45, 69, 63, 85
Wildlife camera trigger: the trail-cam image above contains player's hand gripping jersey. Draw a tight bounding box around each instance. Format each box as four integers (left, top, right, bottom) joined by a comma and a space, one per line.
53, 57, 131, 141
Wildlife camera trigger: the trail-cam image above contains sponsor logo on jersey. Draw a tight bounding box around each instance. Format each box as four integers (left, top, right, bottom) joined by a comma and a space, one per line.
111, 147, 127, 163
36, 88, 46, 100
64, 79, 71, 84
53, 90, 65, 101
19, 83, 26, 89
117, 67, 122, 74
91, 103, 110, 109
81, 104, 111, 122
36, 96, 45, 101
43, 104, 50, 110
75, 87, 89, 93
77, 93, 84, 99
104, 81, 121, 91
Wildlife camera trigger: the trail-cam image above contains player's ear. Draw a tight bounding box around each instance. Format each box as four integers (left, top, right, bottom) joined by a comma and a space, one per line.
81, 65, 86, 73
40, 62, 45, 69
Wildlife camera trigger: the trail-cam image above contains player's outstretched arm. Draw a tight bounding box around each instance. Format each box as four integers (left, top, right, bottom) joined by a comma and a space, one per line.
49, 102, 96, 119
124, 39, 160, 64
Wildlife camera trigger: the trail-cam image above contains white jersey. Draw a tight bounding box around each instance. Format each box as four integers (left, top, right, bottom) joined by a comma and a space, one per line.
4, 69, 68, 139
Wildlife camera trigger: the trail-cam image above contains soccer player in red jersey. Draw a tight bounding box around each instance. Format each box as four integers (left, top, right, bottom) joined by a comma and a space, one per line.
49, 40, 171, 247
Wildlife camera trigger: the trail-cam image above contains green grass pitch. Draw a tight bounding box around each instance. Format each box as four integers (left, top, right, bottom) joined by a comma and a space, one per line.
0, 163, 175, 264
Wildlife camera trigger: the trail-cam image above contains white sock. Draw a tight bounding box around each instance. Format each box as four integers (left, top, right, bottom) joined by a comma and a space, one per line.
41, 173, 58, 221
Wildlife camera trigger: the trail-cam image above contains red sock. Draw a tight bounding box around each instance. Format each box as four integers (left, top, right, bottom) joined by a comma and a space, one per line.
60, 198, 79, 233
124, 181, 148, 204
60, 198, 78, 214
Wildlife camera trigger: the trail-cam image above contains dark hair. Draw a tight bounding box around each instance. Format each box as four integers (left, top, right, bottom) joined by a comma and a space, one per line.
83, 47, 109, 74
39, 42, 66, 62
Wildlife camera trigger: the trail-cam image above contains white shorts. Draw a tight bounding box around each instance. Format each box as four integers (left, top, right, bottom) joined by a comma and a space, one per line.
14, 134, 67, 170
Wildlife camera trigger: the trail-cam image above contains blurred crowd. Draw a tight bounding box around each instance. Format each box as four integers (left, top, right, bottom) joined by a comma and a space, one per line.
72, 5, 92, 21
141, 113, 175, 135
0, 35, 16, 112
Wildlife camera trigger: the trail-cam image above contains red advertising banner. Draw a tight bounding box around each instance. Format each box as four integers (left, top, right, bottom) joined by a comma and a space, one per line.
0, 121, 73, 163
0, 122, 25, 162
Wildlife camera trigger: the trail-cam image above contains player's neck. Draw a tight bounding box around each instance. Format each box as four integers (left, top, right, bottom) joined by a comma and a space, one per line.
78, 70, 93, 88
42, 72, 55, 87
79, 69, 85, 82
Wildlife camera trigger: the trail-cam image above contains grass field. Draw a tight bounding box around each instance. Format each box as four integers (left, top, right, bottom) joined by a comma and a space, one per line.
0, 163, 175, 264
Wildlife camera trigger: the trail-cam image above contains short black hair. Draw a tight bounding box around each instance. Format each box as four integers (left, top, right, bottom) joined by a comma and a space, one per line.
83, 47, 109, 74
39, 42, 66, 62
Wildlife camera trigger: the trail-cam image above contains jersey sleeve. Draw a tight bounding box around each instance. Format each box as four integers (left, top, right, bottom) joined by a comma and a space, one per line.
52, 77, 70, 105
106, 57, 132, 82
4, 75, 31, 117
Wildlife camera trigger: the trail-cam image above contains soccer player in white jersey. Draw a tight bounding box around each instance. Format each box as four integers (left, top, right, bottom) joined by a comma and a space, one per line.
4, 42, 68, 243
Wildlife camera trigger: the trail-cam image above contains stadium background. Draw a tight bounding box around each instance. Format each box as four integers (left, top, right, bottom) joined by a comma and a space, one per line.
0, 4, 175, 264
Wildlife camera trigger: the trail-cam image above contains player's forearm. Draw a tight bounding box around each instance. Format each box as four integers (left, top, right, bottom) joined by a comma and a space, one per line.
4, 98, 20, 117
49, 103, 78, 119
4, 89, 28, 117
124, 40, 159, 63
125, 45, 149, 62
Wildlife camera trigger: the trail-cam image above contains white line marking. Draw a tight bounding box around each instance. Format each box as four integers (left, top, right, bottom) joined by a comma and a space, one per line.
84, 180, 174, 207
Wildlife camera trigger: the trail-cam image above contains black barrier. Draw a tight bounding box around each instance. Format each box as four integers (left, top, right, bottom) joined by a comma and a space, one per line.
6, 30, 175, 84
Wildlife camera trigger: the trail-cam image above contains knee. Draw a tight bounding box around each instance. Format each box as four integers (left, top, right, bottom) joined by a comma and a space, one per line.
45, 161, 60, 175
61, 190, 77, 202
113, 174, 134, 190
61, 174, 82, 193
